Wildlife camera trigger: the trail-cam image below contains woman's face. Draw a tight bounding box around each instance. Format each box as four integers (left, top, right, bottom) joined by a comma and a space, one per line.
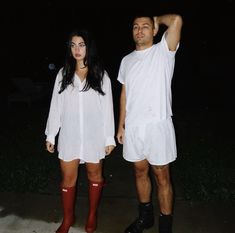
70, 36, 86, 62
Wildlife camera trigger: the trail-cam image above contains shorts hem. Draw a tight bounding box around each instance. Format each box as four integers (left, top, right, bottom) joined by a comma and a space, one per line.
148, 157, 177, 166
123, 155, 177, 166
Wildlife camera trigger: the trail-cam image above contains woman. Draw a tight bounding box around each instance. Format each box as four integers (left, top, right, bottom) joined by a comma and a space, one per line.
45, 29, 116, 233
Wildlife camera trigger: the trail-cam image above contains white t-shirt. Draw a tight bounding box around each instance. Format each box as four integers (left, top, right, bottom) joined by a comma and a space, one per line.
117, 33, 179, 127
45, 68, 116, 163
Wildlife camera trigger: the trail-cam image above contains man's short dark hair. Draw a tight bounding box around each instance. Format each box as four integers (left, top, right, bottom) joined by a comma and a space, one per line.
132, 13, 154, 27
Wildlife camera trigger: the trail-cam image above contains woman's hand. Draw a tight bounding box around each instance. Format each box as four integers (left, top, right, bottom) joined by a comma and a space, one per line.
105, 145, 115, 155
46, 141, 55, 153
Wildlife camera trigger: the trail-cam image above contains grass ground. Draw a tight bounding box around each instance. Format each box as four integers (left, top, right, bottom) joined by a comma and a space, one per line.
2, 101, 235, 202
172, 105, 235, 201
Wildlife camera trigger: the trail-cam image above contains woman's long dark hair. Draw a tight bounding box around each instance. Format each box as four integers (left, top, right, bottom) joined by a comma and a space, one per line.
59, 29, 105, 95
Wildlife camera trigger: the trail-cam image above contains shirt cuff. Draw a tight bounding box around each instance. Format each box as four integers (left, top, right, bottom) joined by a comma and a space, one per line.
105, 137, 116, 147
46, 135, 55, 145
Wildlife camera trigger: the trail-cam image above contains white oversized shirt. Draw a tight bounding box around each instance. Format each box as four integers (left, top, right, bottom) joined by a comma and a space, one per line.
45, 68, 116, 163
117, 33, 179, 127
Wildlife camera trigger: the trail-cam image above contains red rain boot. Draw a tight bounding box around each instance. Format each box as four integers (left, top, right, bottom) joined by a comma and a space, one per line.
56, 186, 76, 233
85, 181, 104, 233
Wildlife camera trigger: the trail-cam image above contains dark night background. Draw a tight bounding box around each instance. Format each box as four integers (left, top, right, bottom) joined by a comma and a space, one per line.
1, 3, 235, 233
2, 0, 235, 202
3, 0, 235, 111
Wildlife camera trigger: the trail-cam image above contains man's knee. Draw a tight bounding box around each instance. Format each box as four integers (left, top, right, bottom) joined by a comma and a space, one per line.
152, 165, 171, 185
134, 161, 150, 179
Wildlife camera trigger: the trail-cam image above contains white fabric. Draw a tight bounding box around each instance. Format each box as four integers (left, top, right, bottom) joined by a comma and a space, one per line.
123, 118, 177, 165
117, 33, 179, 165
45, 68, 116, 163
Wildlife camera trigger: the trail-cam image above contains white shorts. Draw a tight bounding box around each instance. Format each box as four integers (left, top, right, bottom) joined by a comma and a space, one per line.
123, 118, 177, 165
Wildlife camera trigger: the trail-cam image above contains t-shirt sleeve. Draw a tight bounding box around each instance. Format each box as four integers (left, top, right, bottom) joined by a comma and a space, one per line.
160, 32, 180, 57
117, 59, 125, 84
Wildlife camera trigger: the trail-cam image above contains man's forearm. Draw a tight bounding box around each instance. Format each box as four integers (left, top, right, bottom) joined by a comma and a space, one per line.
154, 14, 183, 51
154, 14, 182, 28
118, 102, 126, 130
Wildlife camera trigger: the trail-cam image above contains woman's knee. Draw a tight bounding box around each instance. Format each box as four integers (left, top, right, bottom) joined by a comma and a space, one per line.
86, 163, 103, 182
87, 170, 103, 182
60, 159, 79, 186
61, 173, 78, 187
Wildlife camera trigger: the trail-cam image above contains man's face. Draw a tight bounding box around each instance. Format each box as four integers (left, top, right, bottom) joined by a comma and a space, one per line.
132, 17, 155, 48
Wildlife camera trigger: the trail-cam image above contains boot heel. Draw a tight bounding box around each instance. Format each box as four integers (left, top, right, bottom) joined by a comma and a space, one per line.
124, 202, 154, 233
56, 186, 76, 233
85, 181, 104, 233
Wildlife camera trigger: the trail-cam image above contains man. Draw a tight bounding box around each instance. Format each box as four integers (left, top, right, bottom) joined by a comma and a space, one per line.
117, 13, 183, 233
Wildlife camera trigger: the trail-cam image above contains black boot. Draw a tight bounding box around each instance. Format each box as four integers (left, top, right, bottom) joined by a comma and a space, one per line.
159, 213, 173, 233
124, 202, 154, 233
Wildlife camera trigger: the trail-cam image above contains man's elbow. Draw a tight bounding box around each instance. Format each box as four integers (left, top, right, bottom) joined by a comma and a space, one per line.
173, 15, 183, 28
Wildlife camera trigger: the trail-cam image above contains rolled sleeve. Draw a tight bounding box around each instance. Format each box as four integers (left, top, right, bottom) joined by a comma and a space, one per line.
105, 136, 116, 147
46, 134, 55, 145
102, 73, 116, 147
45, 69, 62, 144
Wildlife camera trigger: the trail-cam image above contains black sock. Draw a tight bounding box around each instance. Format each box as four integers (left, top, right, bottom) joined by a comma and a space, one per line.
159, 213, 173, 233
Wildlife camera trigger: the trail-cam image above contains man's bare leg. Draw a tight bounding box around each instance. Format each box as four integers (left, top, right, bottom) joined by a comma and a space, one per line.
152, 164, 173, 233
125, 160, 154, 233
